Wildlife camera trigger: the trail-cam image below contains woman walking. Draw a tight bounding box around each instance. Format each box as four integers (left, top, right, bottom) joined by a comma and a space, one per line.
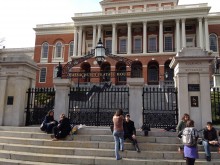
112, 109, 124, 160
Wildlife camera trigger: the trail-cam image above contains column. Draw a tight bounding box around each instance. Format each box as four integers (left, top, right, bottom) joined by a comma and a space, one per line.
127, 22, 132, 54
97, 25, 102, 41
204, 18, 210, 51
92, 25, 97, 48
159, 20, 163, 53
112, 23, 116, 54
181, 19, 186, 48
198, 18, 204, 49
82, 31, 86, 55
0, 77, 7, 125
77, 26, 82, 56
143, 21, 147, 54
176, 19, 180, 52
73, 28, 78, 56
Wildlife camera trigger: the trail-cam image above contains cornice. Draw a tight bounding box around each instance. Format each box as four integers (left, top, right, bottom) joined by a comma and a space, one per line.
207, 12, 220, 25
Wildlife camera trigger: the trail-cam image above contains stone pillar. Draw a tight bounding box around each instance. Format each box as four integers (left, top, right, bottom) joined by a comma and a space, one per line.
127, 78, 144, 129
53, 78, 71, 121
97, 25, 102, 41
159, 20, 163, 53
0, 55, 38, 126
170, 47, 214, 129
176, 19, 180, 52
204, 18, 210, 51
127, 22, 132, 54
112, 23, 116, 54
82, 31, 86, 55
198, 18, 204, 49
143, 21, 147, 54
78, 26, 82, 56
181, 19, 186, 48
92, 25, 97, 49
73, 28, 78, 56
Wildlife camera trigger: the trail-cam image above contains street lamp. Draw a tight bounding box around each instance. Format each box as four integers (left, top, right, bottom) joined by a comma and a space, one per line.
95, 38, 105, 66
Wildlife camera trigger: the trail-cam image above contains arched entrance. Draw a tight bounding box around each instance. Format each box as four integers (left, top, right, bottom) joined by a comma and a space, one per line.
116, 61, 127, 85
100, 62, 111, 83
131, 61, 143, 78
147, 61, 159, 85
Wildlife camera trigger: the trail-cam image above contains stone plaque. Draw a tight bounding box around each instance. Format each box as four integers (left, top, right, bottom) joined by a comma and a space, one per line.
188, 84, 200, 91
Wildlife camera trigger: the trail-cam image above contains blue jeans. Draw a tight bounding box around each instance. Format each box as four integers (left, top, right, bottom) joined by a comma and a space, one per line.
202, 140, 219, 157
113, 130, 124, 160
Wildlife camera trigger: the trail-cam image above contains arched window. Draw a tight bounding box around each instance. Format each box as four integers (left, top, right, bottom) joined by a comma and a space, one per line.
147, 61, 159, 85
164, 60, 174, 81
210, 33, 218, 52
116, 62, 126, 85
41, 42, 49, 59
100, 62, 111, 83
131, 61, 142, 78
54, 42, 63, 58
69, 41, 74, 56
80, 63, 91, 83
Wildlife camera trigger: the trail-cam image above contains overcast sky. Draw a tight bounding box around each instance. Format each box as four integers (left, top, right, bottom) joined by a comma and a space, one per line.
0, 0, 219, 48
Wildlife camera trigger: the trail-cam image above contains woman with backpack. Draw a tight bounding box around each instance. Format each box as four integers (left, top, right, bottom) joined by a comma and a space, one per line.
182, 120, 199, 165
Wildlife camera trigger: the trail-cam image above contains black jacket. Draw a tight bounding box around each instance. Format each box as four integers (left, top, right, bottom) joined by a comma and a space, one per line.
203, 127, 218, 142
123, 120, 136, 135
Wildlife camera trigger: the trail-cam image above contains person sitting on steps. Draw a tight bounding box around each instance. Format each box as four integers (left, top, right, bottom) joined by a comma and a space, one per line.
202, 122, 220, 162
123, 114, 140, 152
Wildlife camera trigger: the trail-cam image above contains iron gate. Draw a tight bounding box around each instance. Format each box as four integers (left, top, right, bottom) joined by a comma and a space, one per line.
68, 86, 129, 126
25, 88, 55, 126
211, 87, 220, 124
143, 87, 178, 128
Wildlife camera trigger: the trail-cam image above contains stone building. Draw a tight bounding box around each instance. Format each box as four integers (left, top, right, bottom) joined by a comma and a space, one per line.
33, 0, 220, 87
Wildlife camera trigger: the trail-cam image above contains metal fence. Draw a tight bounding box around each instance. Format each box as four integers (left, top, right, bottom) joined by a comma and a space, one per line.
143, 87, 178, 128
211, 87, 220, 124
68, 85, 129, 126
25, 88, 55, 126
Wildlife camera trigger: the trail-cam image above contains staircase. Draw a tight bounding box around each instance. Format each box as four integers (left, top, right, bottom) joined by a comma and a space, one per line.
0, 126, 219, 165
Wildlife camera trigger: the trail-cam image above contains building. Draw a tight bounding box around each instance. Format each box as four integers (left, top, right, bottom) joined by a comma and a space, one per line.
33, 0, 220, 88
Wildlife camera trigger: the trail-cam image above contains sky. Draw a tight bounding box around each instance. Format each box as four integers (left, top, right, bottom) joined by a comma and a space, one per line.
0, 0, 219, 49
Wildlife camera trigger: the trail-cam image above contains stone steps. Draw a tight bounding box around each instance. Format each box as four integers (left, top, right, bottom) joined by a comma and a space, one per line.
0, 126, 219, 165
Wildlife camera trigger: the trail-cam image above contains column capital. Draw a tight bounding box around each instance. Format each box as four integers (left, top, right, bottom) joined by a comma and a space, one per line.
175, 19, 180, 23
198, 17, 203, 22
204, 17, 208, 22
112, 23, 117, 28
127, 22, 132, 26
143, 21, 147, 24
93, 25, 97, 28
159, 20, 163, 23
74, 26, 78, 31
181, 18, 186, 23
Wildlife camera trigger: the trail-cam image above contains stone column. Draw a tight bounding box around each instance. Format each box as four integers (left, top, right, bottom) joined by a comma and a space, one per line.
97, 25, 102, 41
143, 21, 147, 54
170, 47, 213, 129
0, 54, 38, 126
176, 19, 180, 52
112, 23, 116, 54
127, 22, 132, 54
78, 26, 82, 56
92, 25, 97, 48
204, 18, 210, 51
73, 28, 78, 56
82, 31, 86, 55
198, 18, 204, 49
127, 78, 144, 129
159, 20, 163, 53
181, 19, 186, 48
53, 78, 71, 121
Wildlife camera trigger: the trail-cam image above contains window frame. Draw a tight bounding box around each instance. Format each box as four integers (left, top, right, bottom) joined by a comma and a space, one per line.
52, 41, 64, 62
209, 33, 218, 53
133, 36, 142, 53
69, 41, 74, 57
40, 42, 49, 63
119, 37, 127, 54
148, 35, 157, 52
105, 38, 112, 54
39, 67, 47, 83
164, 34, 173, 52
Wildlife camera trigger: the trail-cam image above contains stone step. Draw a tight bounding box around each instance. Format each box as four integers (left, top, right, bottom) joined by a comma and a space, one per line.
0, 150, 219, 165
0, 142, 219, 160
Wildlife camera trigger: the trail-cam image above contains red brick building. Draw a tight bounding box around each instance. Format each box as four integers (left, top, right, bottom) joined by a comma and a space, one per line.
33, 0, 220, 87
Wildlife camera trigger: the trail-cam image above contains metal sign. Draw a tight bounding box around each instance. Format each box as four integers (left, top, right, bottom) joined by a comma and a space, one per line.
188, 84, 200, 91
68, 71, 131, 78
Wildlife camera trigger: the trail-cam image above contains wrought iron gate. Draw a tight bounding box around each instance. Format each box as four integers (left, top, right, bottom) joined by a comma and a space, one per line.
25, 88, 55, 126
143, 87, 178, 128
68, 86, 129, 126
211, 87, 220, 124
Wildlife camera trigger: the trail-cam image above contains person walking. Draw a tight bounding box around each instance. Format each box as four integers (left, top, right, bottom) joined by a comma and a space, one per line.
123, 114, 140, 152
112, 109, 124, 160
183, 120, 199, 165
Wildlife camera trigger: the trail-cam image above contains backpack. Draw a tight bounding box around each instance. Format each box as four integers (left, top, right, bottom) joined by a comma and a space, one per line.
182, 127, 198, 146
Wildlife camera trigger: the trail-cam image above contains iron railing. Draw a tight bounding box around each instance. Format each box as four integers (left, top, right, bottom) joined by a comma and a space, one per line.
211, 87, 220, 124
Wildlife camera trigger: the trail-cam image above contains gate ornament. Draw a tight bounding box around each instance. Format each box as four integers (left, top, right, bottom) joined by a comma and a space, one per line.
60, 38, 133, 79
69, 82, 112, 101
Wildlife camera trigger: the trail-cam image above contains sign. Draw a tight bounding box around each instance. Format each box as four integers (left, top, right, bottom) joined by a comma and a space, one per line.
188, 84, 200, 91
68, 71, 131, 78
191, 96, 199, 107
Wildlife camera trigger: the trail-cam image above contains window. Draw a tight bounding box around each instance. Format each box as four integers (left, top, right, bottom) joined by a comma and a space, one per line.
69, 41, 74, 56
41, 42, 49, 59
186, 25, 193, 31
133, 37, 142, 53
148, 35, 157, 52
186, 36, 195, 47
54, 42, 63, 58
105, 30, 112, 36
148, 62, 159, 85
105, 39, 112, 54
39, 68, 47, 83
119, 38, 127, 53
164, 35, 173, 52
210, 34, 218, 52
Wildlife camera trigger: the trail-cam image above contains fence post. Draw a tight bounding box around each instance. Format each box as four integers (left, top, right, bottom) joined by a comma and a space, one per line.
53, 78, 71, 121
127, 78, 144, 129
